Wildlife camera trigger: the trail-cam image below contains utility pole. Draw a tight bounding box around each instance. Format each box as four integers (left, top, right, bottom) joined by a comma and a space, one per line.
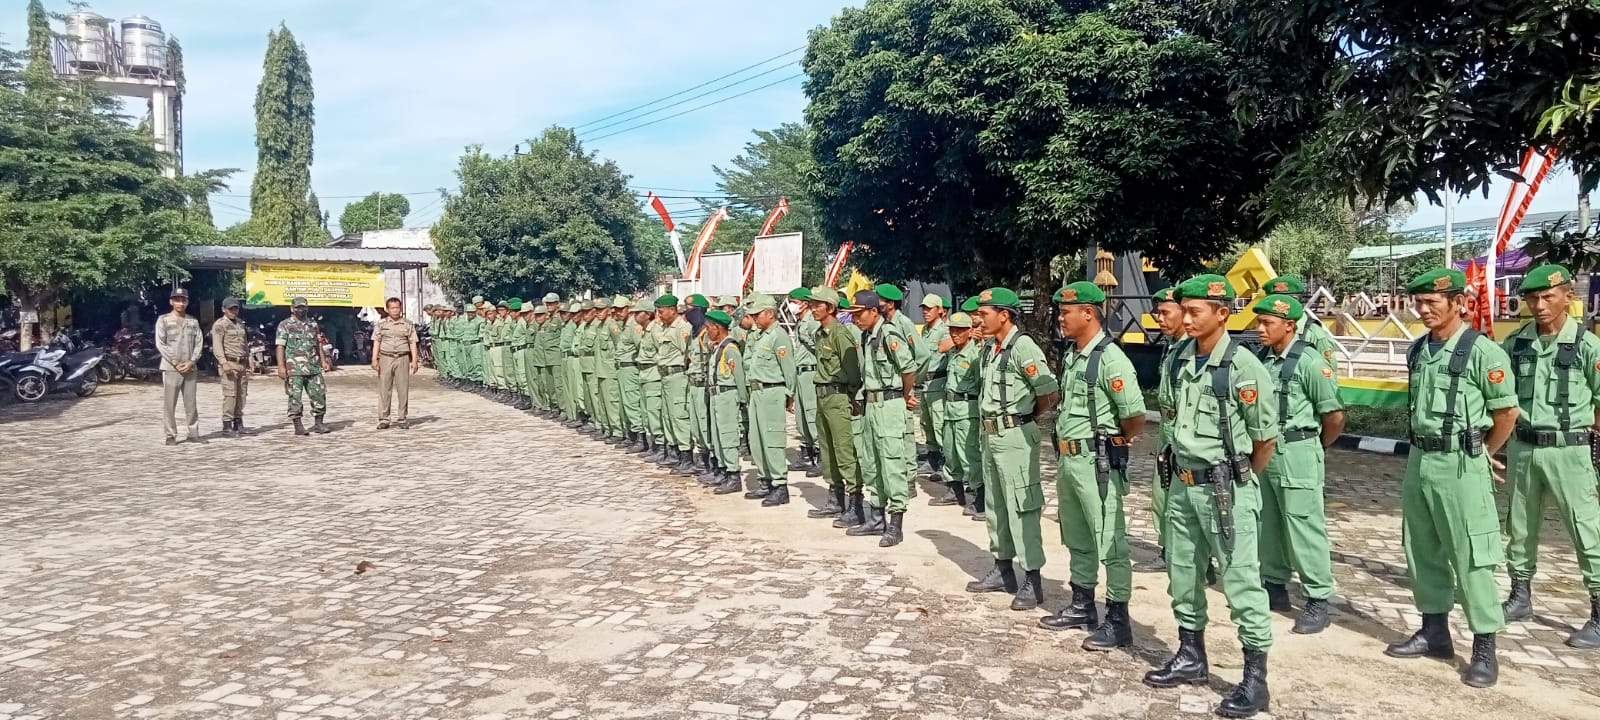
1443, 189, 1454, 267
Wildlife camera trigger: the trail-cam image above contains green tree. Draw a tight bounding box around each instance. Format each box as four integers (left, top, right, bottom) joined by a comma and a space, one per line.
249, 25, 316, 247
696, 123, 828, 285
304, 190, 329, 242
24, 0, 49, 75
338, 192, 412, 234
180, 168, 238, 229
0, 34, 209, 347
804, 0, 1271, 328
432, 127, 652, 300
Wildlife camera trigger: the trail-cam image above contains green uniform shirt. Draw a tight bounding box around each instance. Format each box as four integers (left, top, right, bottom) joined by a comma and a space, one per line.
888, 310, 925, 366
689, 328, 713, 384
1502, 319, 1600, 431
920, 319, 952, 391
1298, 316, 1340, 368
637, 320, 661, 380
794, 314, 820, 368
595, 318, 620, 378
1169, 335, 1278, 468
714, 338, 749, 403
1156, 334, 1187, 449
745, 324, 797, 388
813, 317, 862, 389
558, 320, 576, 356
578, 321, 598, 371
977, 327, 1059, 415
462, 315, 484, 342
1056, 330, 1146, 439
859, 319, 917, 394
537, 316, 564, 366
509, 317, 529, 349
655, 317, 691, 369
1407, 324, 1518, 438
1259, 342, 1343, 432
946, 340, 983, 419
616, 318, 643, 364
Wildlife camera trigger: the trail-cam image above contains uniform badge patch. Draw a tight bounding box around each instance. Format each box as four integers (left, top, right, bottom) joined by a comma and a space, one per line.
1321, 366, 1333, 378
1550, 270, 1565, 285
1488, 368, 1505, 384
1273, 281, 1288, 292
1240, 388, 1258, 404
1207, 281, 1226, 296
1272, 300, 1290, 313
1432, 275, 1451, 291
890, 340, 899, 351
778, 347, 787, 357
1024, 363, 1038, 377
1062, 288, 1078, 301
1110, 378, 1124, 392
979, 290, 993, 301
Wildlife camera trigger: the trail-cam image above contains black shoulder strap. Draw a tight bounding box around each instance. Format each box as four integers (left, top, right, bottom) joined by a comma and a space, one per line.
1209, 340, 1243, 460
1556, 325, 1586, 429
1260, 339, 1306, 430
997, 329, 1023, 411
1082, 335, 1114, 433
1432, 329, 1481, 441
1166, 336, 1195, 388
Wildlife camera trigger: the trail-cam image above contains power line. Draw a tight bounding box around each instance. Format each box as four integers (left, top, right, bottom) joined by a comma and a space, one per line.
579, 62, 800, 137
587, 73, 806, 143
213, 190, 439, 200
571, 46, 803, 130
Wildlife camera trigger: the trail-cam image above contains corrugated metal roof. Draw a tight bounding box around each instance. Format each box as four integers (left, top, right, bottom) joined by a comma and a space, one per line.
184, 245, 439, 269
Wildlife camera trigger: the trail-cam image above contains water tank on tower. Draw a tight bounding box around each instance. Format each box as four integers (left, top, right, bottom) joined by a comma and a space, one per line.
64, 11, 110, 71
120, 16, 167, 76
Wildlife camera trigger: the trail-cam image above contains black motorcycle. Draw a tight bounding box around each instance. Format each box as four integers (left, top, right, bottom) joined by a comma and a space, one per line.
0, 341, 104, 403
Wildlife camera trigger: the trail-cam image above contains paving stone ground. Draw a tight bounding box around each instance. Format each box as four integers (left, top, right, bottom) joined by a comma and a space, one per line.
1, 370, 1597, 720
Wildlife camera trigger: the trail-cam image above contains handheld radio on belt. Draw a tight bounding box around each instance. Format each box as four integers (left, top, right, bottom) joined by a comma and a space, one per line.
1081, 335, 1116, 501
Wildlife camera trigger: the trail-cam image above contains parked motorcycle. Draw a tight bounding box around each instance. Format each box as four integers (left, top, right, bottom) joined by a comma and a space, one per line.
248, 327, 272, 374
112, 328, 162, 381
0, 342, 104, 403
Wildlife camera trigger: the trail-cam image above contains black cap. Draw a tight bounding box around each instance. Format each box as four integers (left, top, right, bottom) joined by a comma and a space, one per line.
221, 296, 241, 309
170, 287, 189, 299
852, 290, 881, 309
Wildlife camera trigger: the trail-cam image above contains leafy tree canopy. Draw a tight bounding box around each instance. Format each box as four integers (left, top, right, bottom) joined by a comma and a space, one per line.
338, 192, 411, 235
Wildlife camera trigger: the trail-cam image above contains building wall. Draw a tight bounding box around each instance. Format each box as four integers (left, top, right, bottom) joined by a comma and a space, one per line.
336, 228, 448, 324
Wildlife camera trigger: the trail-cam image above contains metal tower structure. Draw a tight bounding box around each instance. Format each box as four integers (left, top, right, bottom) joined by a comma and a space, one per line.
50, 12, 183, 178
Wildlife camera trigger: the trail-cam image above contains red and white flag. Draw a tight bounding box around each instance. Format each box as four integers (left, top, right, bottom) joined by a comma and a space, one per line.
824, 241, 854, 286
685, 206, 730, 280
758, 197, 789, 237
1492, 147, 1557, 254
645, 191, 675, 232
741, 248, 757, 290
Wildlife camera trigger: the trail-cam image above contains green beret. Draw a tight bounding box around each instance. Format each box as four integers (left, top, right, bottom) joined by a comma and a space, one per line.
960, 296, 980, 313
507, 299, 522, 311
496, 300, 509, 308
788, 287, 812, 301
949, 311, 974, 329
977, 287, 1021, 307
1405, 268, 1466, 295
810, 286, 841, 307
1153, 287, 1180, 305
533, 305, 548, 315
1053, 281, 1104, 305
1264, 276, 1306, 296
686, 294, 710, 309
942, 297, 951, 308
654, 294, 678, 308
542, 293, 561, 303
1176, 274, 1236, 302
746, 293, 777, 313
1251, 294, 1303, 321
1518, 264, 1574, 294
875, 283, 904, 302
705, 309, 732, 327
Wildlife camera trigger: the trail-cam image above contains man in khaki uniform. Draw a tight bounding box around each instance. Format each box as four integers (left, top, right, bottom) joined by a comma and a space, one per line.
371, 296, 420, 430
156, 287, 205, 445
210, 296, 251, 438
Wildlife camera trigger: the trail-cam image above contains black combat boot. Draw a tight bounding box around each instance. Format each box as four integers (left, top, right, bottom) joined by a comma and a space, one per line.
878, 512, 904, 547
1144, 628, 1210, 688
627, 432, 647, 454
671, 450, 698, 476
1462, 633, 1498, 688
1502, 577, 1533, 622
1264, 581, 1292, 613
713, 467, 741, 495
1134, 547, 1168, 573
311, 415, 330, 434
1083, 600, 1134, 651
1216, 646, 1270, 718
1011, 569, 1044, 611
965, 559, 1018, 594
762, 484, 791, 507
691, 449, 711, 474
1384, 612, 1455, 659
846, 505, 885, 536
1039, 583, 1096, 631
645, 436, 664, 461
804, 446, 823, 477
970, 485, 986, 522
223, 421, 236, 439
1293, 598, 1330, 635
1569, 593, 1600, 648
656, 446, 678, 467
833, 492, 866, 529
234, 418, 247, 437
697, 459, 722, 487
927, 450, 945, 483
929, 481, 961, 506
788, 450, 808, 471
293, 418, 309, 436
744, 477, 773, 500
808, 486, 844, 518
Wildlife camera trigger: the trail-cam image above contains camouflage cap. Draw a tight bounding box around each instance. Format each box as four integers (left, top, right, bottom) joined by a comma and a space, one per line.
1176, 274, 1235, 302
290, 296, 308, 307
1518, 263, 1574, 294
1251, 294, 1303, 321
1053, 281, 1104, 305
221, 296, 241, 309
1405, 268, 1466, 295
948, 311, 974, 329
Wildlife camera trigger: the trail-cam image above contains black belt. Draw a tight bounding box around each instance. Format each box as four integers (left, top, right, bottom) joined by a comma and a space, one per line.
1409, 429, 1484, 453
751, 381, 783, 391
980, 414, 1034, 434
925, 371, 948, 381
660, 366, 686, 376
224, 355, 245, 362
708, 385, 735, 396
797, 364, 817, 372
689, 378, 708, 387
1515, 425, 1591, 447
816, 382, 853, 398
619, 362, 639, 368
1059, 435, 1126, 457
946, 390, 978, 401
488, 342, 507, 347
1282, 428, 1319, 443
380, 351, 410, 358
864, 388, 905, 403
1175, 464, 1223, 486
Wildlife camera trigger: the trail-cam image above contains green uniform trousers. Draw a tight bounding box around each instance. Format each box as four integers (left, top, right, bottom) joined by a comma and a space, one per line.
944, 403, 980, 491
619, 366, 643, 433
980, 422, 1046, 571
816, 392, 860, 492
1260, 437, 1335, 599
852, 414, 869, 489
540, 366, 559, 410
1506, 439, 1600, 592
748, 386, 789, 483
920, 395, 946, 454
523, 351, 539, 402
488, 346, 507, 388
1152, 465, 1170, 549
513, 349, 529, 394
688, 385, 710, 451
563, 359, 583, 419
466, 345, 485, 382
863, 398, 913, 512
1057, 452, 1132, 601
794, 370, 818, 449
642, 378, 664, 439
584, 371, 600, 421
710, 388, 742, 471
599, 376, 622, 436
1402, 449, 1505, 634
904, 408, 918, 479
284, 372, 326, 419
662, 373, 691, 451
1166, 475, 1273, 649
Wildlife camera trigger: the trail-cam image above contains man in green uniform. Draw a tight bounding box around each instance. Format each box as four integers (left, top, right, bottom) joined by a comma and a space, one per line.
876, 284, 924, 497
682, 294, 715, 476
806, 287, 865, 522
1499, 265, 1600, 648
526, 305, 547, 410
1038, 282, 1147, 651
1142, 275, 1277, 719
963, 288, 1060, 609
463, 299, 487, 390
507, 300, 530, 409
592, 297, 621, 443
942, 311, 986, 521
1252, 294, 1344, 635
1263, 275, 1340, 372
705, 309, 748, 494
919, 294, 954, 501
739, 294, 797, 505
848, 290, 921, 546
619, 300, 651, 451
487, 301, 509, 401
536, 293, 565, 416
557, 302, 581, 425
275, 296, 333, 436
1381, 268, 1518, 688
1141, 288, 1188, 572
582, 299, 609, 436
639, 306, 666, 459
788, 288, 824, 477
654, 295, 694, 467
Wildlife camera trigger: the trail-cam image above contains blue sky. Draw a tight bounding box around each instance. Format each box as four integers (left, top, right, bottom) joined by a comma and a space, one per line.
8, 1, 1588, 235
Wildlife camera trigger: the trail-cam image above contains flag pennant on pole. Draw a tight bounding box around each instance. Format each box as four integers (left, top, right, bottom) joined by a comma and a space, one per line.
646, 191, 675, 233
741, 248, 757, 291
758, 197, 789, 237
1464, 259, 1496, 337
1493, 147, 1557, 254
685, 206, 730, 280
825, 241, 854, 287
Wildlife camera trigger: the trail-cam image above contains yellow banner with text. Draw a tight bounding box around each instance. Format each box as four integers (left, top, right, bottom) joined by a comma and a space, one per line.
244, 262, 386, 307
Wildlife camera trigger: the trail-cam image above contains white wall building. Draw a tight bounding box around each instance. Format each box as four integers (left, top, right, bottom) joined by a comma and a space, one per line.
331, 228, 448, 322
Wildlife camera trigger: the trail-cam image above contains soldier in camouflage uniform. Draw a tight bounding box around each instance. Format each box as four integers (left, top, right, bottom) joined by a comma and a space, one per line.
276, 296, 332, 436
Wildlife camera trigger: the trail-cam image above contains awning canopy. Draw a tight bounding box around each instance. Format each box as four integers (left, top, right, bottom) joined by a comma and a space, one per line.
183, 245, 438, 270
1346, 242, 1448, 261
